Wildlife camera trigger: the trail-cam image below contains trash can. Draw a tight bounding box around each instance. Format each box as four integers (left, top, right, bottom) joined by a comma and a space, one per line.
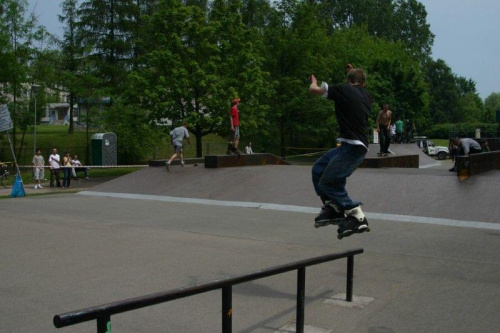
91, 133, 117, 166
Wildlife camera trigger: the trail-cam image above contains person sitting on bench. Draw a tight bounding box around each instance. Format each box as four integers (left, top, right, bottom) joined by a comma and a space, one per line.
71, 155, 90, 179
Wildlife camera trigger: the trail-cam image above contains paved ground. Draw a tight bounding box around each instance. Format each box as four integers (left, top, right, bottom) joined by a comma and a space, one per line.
1, 145, 499, 332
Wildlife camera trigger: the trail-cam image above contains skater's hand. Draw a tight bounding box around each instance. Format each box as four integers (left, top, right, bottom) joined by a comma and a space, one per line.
346, 63, 354, 72
309, 74, 317, 84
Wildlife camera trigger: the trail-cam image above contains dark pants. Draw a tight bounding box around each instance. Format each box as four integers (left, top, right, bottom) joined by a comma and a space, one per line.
74, 167, 89, 178
452, 147, 482, 170
312, 143, 367, 210
63, 168, 72, 187
379, 126, 391, 153
50, 169, 61, 187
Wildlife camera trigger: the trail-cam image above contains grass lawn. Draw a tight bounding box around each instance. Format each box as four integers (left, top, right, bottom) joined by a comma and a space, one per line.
3, 124, 228, 165
1, 166, 143, 189
431, 139, 450, 147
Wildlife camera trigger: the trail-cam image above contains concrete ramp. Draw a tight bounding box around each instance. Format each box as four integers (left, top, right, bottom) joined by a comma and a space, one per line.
88, 164, 500, 224
204, 153, 290, 168
367, 143, 440, 168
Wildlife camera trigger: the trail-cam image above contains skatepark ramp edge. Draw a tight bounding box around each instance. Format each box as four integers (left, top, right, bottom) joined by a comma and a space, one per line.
53, 249, 363, 333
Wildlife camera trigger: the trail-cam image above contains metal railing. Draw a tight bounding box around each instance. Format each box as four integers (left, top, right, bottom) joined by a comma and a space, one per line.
53, 248, 364, 333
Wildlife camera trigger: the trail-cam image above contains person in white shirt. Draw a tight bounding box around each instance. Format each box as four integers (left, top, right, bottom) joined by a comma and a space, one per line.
71, 155, 90, 179
48, 148, 61, 187
245, 142, 253, 154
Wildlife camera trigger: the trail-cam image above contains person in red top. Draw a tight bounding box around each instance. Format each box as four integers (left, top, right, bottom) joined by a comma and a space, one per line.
227, 98, 241, 155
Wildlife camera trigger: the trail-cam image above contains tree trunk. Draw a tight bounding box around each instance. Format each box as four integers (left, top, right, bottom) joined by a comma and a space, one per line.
195, 131, 203, 158
68, 92, 74, 134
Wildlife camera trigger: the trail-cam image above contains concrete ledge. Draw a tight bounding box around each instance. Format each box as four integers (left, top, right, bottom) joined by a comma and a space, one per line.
275, 323, 332, 332
204, 153, 290, 168
360, 154, 419, 168
324, 293, 375, 309
149, 158, 204, 167
457, 151, 500, 178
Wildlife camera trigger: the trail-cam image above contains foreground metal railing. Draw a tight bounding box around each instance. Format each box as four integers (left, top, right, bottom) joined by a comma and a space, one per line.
54, 248, 364, 333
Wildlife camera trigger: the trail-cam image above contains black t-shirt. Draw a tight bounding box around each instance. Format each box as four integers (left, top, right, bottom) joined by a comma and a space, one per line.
327, 83, 373, 147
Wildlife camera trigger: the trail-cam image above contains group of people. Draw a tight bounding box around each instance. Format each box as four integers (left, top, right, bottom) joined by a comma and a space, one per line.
32, 148, 90, 189
165, 101, 253, 171
165, 63, 374, 238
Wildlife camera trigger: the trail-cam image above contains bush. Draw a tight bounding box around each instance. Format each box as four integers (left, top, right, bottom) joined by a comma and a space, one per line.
425, 123, 499, 139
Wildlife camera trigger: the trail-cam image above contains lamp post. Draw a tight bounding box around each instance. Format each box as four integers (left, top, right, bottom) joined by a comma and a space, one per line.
32, 84, 40, 157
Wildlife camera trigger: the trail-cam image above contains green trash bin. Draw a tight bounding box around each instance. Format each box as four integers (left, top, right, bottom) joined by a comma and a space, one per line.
91, 133, 117, 166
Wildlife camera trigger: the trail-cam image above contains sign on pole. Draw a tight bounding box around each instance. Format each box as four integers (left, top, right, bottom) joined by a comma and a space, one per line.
0, 105, 14, 132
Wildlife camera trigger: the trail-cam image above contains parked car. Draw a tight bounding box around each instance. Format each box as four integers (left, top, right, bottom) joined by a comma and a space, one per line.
426, 141, 449, 160
414, 136, 449, 160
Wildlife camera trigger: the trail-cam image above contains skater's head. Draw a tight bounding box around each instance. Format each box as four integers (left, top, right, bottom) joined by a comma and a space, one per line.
182, 122, 188, 128
232, 98, 240, 106
452, 137, 461, 146
347, 68, 366, 87
383, 104, 389, 111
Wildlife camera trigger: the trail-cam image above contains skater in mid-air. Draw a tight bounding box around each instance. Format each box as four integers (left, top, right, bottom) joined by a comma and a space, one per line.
309, 64, 373, 239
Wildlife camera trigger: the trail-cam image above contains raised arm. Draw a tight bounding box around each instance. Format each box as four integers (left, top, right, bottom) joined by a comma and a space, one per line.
309, 75, 326, 96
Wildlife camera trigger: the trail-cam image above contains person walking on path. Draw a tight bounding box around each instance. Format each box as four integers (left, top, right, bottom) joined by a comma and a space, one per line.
376, 104, 392, 155
32, 148, 45, 189
227, 98, 241, 155
49, 148, 61, 187
166, 122, 190, 171
309, 65, 373, 238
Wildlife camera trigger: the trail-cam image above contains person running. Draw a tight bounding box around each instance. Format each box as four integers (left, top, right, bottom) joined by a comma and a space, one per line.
309, 65, 373, 238
165, 122, 190, 171
376, 104, 392, 155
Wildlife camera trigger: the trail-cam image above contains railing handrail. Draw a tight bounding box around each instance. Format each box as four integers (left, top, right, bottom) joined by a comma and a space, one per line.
54, 248, 363, 329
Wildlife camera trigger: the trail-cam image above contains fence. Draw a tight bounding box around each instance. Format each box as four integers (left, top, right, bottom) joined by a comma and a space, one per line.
54, 248, 364, 333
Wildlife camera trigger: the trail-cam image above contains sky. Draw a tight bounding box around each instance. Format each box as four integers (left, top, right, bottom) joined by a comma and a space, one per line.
26, 0, 500, 100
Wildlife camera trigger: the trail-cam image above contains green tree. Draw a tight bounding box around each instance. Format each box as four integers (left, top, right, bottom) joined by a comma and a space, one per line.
484, 92, 500, 123
393, 0, 434, 61
425, 59, 459, 123
131, 0, 271, 157
59, 0, 82, 134
0, 0, 53, 158
77, 0, 138, 96
261, 0, 335, 152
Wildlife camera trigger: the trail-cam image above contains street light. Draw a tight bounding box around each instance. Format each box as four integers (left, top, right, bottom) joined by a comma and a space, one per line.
32, 84, 40, 157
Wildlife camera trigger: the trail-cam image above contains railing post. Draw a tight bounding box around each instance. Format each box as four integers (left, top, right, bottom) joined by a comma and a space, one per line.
96, 313, 111, 333
222, 286, 232, 333
346, 255, 354, 302
296, 267, 306, 333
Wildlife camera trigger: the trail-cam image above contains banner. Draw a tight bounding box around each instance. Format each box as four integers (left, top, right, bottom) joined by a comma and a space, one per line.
0, 105, 13, 132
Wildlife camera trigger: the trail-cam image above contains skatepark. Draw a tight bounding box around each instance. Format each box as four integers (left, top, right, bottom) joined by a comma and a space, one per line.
1, 143, 499, 332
